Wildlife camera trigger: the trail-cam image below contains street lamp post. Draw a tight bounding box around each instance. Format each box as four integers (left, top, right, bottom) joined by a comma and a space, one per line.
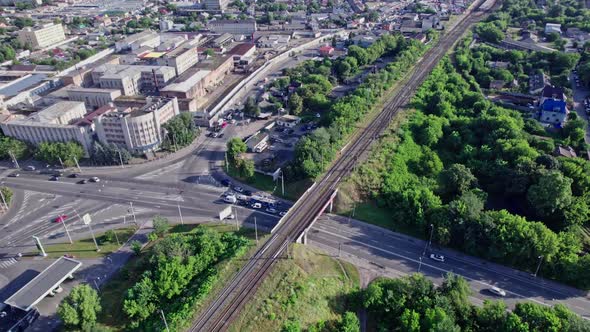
177, 203, 184, 225
533, 255, 544, 277
117, 150, 124, 169
418, 256, 423, 272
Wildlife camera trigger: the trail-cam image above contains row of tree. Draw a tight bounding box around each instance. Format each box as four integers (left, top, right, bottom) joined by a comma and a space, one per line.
355, 57, 590, 288
287, 37, 430, 179
226, 138, 255, 179
361, 273, 590, 331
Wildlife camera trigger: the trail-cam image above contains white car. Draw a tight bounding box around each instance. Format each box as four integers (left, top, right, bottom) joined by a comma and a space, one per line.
90, 176, 100, 182
266, 207, 277, 214
224, 195, 237, 204
429, 254, 445, 262
279, 211, 287, 217
489, 286, 507, 297
251, 202, 262, 209
226, 214, 235, 220
233, 186, 244, 193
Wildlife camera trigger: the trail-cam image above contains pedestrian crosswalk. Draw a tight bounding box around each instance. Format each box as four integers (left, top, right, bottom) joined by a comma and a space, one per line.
0, 257, 18, 269
136, 163, 183, 180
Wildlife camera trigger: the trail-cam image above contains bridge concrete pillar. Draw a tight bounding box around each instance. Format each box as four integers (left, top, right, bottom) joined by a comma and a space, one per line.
329, 200, 333, 213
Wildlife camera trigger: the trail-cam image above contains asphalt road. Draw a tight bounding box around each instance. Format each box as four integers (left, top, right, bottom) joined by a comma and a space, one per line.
308, 215, 590, 318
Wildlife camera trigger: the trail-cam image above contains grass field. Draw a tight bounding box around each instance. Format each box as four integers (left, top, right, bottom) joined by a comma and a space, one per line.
39, 227, 137, 259
227, 164, 312, 201
229, 244, 359, 332
96, 222, 263, 331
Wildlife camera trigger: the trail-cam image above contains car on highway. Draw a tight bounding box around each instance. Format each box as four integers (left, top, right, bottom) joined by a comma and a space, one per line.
24, 166, 36, 171
488, 286, 506, 297
429, 254, 445, 262
8, 173, 19, 177
77, 179, 88, 184
68, 174, 79, 178
266, 207, 277, 214
234, 186, 244, 193
49, 175, 60, 181
90, 177, 100, 182
251, 202, 262, 209
223, 194, 237, 204
221, 179, 231, 187
54, 215, 68, 223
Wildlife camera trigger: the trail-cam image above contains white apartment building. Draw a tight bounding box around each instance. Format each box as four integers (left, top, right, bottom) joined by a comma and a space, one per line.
17, 23, 66, 49
203, 0, 229, 11
91, 64, 176, 95
0, 101, 93, 155
94, 97, 179, 153
208, 19, 257, 35
66, 87, 122, 109
156, 40, 199, 75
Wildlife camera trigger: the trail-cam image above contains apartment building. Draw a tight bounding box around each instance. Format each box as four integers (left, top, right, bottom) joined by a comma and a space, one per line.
156, 40, 199, 75
91, 64, 176, 95
203, 0, 229, 11
66, 87, 122, 109
208, 19, 257, 35
115, 30, 161, 52
93, 97, 179, 153
17, 23, 66, 49
0, 101, 93, 154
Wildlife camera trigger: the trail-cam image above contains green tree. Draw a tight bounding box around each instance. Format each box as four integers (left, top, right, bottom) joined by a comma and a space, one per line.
337, 312, 360, 332
282, 318, 301, 332
57, 284, 101, 331
35, 141, 84, 167
288, 93, 303, 115
123, 273, 158, 321
131, 240, 142, 255
527, 171, 573, 218
438, 164, 477, 198
162, 112, 198, 150
475, 22, 505, 43
153, 215, 170, 236
239, 159, 255, 179
400, 309, 421, 332
0, 186, 12, 206
0, 136, 30, 160
227, 138, 247, 165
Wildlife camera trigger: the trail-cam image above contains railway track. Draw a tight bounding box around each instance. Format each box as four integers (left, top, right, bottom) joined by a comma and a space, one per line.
190, 1, 493, 330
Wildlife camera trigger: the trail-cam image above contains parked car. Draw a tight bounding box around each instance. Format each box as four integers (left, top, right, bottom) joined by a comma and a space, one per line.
488, 286, 507, 297
54, 215, 68, 223
221, 179, 231, 186
244, 190, 253, 196
429, 254, 445, 262
279, 211, 287, 217
251, 202, 262, 209
234, 186, 244, 193
266, 207, 278, 214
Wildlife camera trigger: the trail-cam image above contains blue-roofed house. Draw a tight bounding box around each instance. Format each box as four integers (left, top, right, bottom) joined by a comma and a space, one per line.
540, 98, 568, 126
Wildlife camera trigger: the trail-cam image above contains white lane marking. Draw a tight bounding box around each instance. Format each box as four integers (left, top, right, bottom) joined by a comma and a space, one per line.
312, 228, 552, 308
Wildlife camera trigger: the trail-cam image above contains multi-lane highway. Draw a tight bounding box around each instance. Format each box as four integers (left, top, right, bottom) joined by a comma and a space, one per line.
309, 215, 590, 318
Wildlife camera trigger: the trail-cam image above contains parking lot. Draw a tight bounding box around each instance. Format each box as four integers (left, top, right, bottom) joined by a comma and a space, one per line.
218, 179, 292, 218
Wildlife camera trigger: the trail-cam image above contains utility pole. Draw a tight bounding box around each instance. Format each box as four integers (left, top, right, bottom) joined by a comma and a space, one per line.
32, 236, 47, 257
8, 151, 19, 169
160, 310, 170, 332
113, 230, 120, 245
225, 152, 229, 172
177, 203, 184, 225
254, 216, 258, 244
533, 255, 544, 277
72, 156, 82, 173
427, 224, 434, 252
281, 170, 285, 196
418, 256, 423, 272
129, 202, 137, 225
62, 217, 73, 244
88, 222, 100, 252
234, 206, 239, 231
117, 150, 124, 168
0, 188, 8, 211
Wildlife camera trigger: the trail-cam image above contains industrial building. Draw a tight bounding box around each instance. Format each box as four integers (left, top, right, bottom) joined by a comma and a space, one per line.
91, 64, 176, 95
66, 87, 122, 109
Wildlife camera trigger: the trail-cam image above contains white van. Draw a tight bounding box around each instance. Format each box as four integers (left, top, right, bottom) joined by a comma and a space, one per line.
223, 194, 237, 204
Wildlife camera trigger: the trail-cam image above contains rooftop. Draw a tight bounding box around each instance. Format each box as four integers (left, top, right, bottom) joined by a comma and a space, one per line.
228, 43, 256, 56
21, 101, 86, 125
0, 74, 47, 98
160, 68, 210, 93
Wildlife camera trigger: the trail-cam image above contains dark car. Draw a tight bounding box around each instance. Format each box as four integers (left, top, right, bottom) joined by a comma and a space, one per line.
77, 179, 88, 184
49, 175, 60, 181
244, 190, 253, 196
68, 173, 79, 178
221, 179, 231, 186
